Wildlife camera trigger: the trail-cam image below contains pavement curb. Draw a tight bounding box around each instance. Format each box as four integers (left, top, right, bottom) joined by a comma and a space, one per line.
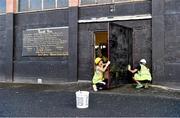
150, 84, 180, 92
0, 82, 180, 93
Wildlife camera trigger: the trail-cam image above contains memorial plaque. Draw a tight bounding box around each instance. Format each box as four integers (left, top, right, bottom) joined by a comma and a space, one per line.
22, 27, 69, 56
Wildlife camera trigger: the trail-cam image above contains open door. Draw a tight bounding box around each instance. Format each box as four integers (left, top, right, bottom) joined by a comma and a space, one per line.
108, 23, 133, 86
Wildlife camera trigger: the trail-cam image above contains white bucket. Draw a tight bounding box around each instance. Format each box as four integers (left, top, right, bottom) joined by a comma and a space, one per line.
75, 91, 89, 109
37, 78, 42, 84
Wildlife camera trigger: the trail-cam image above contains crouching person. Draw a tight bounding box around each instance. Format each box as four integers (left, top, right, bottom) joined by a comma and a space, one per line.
128, 59, 152, 89
92, 57, 110, 92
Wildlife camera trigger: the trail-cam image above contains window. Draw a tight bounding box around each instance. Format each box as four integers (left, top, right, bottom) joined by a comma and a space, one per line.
0, 0, 6, 14
80, 0, 96, 5
96, 0, 112, 4
80, 0, 149, 6
30, 0, 42, 11
44, 0, 56, 9
18, 0, 69, 12
57, 0, 68, 8
80, 0, 112, 5
114, 0, 149, 3
19, 0, 29, 12
114, 0, 131, 3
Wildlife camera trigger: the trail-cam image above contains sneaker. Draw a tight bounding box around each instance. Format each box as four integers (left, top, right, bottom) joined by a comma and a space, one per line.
99, 87, 103, 90
136, 84, 143, 89
144, 83, 149, 88
93, 85, 98, 92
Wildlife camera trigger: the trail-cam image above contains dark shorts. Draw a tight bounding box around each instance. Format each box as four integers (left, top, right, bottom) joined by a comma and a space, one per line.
95, 79, 108, 90
138, 80, 151, 83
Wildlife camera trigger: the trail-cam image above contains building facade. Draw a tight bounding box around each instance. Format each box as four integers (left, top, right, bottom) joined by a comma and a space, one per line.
0, 0, 179, 85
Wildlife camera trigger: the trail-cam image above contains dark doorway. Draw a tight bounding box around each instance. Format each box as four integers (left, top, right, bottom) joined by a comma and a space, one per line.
94, 31, 109, 80
94, 31, 108, 59
108, 23, 133, 86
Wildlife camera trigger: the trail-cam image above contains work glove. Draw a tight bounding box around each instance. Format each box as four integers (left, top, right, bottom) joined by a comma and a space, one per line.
128, 64, 131, 71
107, 61, 110, 66
99, 81, 106, 85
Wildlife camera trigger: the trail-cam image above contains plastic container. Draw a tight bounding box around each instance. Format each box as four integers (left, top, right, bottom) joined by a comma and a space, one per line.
37, 78, 42, 84
75, 91, 89, 109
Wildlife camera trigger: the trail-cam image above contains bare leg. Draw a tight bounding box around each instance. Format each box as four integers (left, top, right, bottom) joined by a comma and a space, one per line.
133, 77, 143, 88
133, 78, 141, 85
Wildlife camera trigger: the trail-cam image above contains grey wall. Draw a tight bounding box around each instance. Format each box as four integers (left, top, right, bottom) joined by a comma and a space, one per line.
0, 1, 153, 84
78, 20, 152, 81
3, 0, 179, 85
0, 14, 13, 82
164, 0, 180, 82
152, 0, 180, 83
68, 7, 78, 83
78, 1, 152, 81
79, 1, 151, 20
0, 15, 7, 81
13, 9, 77, 84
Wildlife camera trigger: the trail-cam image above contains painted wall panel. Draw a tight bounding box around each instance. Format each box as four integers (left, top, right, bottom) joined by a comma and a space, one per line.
13, 9, 72, 84
0, 15, 6, 81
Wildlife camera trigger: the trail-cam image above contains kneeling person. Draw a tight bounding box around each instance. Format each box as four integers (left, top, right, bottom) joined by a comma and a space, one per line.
128, 59, 152, 89
92, 57, 110, 91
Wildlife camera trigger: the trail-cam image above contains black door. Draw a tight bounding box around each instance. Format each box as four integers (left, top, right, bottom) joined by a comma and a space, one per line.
108, 23, 133, 86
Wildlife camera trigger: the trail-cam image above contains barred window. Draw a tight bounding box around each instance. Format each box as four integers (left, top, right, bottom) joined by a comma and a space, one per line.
57, 0, 68, 8
18, 0, 68, 12
96, 0, 112, 4
19, 0, 29, 12
44, 0, 56, 9
114, 0, 132, 3
80, 0, 112, 5
0, 0, 6, 14
30, 0, 42, 11
80, 0, 150, 6
79, 0, 113, 5
80, 0, 96, 5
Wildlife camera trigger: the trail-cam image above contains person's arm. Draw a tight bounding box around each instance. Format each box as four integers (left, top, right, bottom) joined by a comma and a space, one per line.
128, 65, 138, 73
102, 63, 106, 66
98, 61, 110, 72
129, 69, 138, 73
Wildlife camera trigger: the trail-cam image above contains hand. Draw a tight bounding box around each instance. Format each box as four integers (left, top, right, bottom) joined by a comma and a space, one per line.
128, 64, 131, 71
100, 81, 106, 85
107, 61, 110, 65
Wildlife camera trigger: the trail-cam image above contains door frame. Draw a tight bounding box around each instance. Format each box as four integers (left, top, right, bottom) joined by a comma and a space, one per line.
93, 30, 109, 64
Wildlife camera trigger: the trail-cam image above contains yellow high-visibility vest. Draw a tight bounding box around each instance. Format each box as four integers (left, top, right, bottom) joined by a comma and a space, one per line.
134, 64, 152, 81
92, 67, 104, 84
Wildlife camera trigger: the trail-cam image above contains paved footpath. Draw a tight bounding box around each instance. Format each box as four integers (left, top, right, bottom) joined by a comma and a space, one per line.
0, 83, 179, 117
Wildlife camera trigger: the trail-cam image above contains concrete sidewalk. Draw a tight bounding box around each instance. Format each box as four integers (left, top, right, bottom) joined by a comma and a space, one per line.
149, 82, 180, 92
0, 84, 179, 117
0, 81, 179, 99
0, 82, 179, 117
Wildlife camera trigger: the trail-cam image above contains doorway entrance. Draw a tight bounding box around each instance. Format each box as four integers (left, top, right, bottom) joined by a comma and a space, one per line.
94, 31, 109, 85
94, 31, 108, 61
93, 23, 133, 87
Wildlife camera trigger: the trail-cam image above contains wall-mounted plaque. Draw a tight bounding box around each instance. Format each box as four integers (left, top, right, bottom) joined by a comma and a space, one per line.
22, 27, 69, 56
